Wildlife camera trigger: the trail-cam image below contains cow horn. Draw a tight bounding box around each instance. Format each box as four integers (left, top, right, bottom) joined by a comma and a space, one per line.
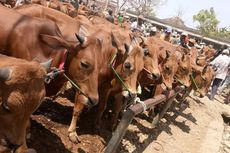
124, 43, 130, 53
0, 67, 12, 81
75, 34, 85, 45
40, 59, 53, 71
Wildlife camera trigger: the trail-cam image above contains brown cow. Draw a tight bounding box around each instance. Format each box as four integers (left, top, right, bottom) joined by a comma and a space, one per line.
200, 45, 216, 61
95, 45, 146, 131
0, 55, 49, 153
4, 5, 104, 144
191, 65, 215, 97
30, 0, 78, 17
0, 5, 72, 61
15, 4, 160, 142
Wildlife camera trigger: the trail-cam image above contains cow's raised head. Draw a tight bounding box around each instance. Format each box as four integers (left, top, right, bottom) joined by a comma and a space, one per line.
139, 37, 161, 80
193, 65, 215, 97
200, 46, 216, 60
119, 45, 145, 98
175, 52, 192, 87
159, 50, 179, 90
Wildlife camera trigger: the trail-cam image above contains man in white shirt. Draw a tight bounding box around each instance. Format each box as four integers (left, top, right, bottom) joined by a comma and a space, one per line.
209, 49, 230, 100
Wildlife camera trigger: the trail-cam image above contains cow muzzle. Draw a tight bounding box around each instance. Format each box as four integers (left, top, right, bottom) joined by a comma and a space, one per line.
122, 90, 137, 100
152, 73, 161, 80
87, 97, 99, 107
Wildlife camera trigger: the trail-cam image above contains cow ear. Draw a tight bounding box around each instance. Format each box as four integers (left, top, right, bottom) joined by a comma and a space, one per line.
40, 34, 71, 50
124, 43, 130, 53
0, 67, 12, 81
111, 31, 120, 47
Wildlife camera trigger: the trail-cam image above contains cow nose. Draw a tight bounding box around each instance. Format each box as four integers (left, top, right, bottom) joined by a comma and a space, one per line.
87, 97, 99, 106
128, 92, 137, 99
166, 86, 172, 91
152, 73, 161, 80
124, 62, 131, 70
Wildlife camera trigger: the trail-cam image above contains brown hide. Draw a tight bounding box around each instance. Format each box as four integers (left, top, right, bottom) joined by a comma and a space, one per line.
0, 55, 46, 153
192, 65, 215, 97
14, 4, 104, 104
141, 37, 161, 79
15, 4, 80, 41
31, 0, 78, 17
0, 5, 74, 62
201, 46, 216, 60
175, 53, 192, 87
95, 45, 146, 131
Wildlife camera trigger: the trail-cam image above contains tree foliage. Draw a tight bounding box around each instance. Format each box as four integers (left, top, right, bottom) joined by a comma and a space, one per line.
217, 27, 230, 39
125, 0, 166, 16
193, 7, 219, 36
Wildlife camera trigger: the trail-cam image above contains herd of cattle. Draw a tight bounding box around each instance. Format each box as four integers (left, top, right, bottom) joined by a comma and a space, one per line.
0, 1, 217, 153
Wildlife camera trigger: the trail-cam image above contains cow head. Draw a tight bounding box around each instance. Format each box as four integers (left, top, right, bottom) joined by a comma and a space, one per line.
193, 65, 215, 97
64, 34, 102, 106
175, 52, 192, 87
119, 45, 145, 98
0, 59, 47, 153
200, 46, 216, 60
159, 50, 179, 90
140, 37, 161, 80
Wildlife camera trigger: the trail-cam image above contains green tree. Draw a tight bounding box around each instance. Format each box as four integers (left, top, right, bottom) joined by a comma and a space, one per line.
217, 27, 230, 39
193, 7, 219, 36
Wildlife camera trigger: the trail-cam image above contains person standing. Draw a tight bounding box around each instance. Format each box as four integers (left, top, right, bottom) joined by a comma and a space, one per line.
209, 49, 230, 101
105, 9, 114, 23
117, 13, 124, 27
180, 32, 190, 49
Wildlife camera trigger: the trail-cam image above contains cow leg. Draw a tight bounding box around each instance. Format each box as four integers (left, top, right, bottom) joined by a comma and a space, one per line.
68, 94, 85, 143
14, 142, 27, 153
149, 84, 163, 119
14, 119, 35, 153
95, 83, 119, 133
110, 93, 123, 131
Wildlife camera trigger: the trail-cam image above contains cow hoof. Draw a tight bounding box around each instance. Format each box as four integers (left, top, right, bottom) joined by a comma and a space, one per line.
69, 132, 80, 143
24, 148, 37, 153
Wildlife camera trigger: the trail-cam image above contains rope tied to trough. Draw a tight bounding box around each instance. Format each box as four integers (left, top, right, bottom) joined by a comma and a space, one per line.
134, 97, 147, 112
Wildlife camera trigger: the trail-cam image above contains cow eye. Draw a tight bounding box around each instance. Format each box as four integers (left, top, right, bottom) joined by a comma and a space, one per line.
165, 66, 170, 71
80, 61, 90, 69
181, 67, 186, 71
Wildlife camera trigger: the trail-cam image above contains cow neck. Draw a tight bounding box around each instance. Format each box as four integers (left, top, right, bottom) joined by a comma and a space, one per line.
190, 71, 201, 91
113, 52, 125, 68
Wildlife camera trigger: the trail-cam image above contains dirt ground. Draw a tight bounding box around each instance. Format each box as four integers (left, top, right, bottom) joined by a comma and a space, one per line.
8, 88, 230, 153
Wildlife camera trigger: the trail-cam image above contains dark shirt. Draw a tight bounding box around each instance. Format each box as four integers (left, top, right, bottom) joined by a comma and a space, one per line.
106, 15, 114, 23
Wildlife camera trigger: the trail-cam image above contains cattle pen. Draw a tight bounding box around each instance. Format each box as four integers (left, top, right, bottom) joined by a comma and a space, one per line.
104, 86, 184, 153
